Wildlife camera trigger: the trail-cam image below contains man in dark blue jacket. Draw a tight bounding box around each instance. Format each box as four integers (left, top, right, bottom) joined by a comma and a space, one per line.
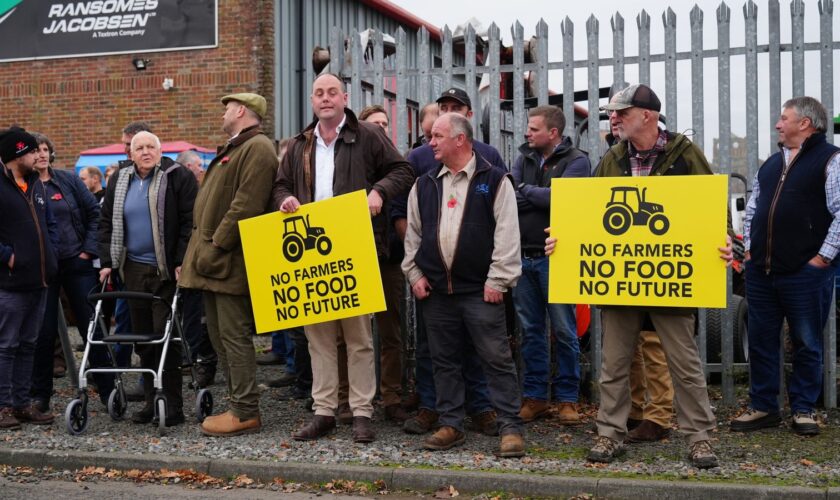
512, 105, 590, 425
395, 88, 507, 437
733, 96, 840, 436
0, 127, 58, 429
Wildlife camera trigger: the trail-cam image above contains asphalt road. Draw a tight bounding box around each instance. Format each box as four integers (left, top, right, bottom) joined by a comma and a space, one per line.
0, 476, 422, 499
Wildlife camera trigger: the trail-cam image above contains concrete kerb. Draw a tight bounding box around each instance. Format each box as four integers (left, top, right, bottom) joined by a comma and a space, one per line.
0, 447, 834, 498
596, 478, 826, 500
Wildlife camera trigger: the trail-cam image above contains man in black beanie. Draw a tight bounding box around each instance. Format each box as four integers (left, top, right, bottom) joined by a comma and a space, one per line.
0, 127, 59, 429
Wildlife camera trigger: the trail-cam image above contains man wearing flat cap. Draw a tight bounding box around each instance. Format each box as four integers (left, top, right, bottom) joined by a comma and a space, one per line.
0, 127, 59, 429
547, 84, 731, 469
180, 93, 279, 437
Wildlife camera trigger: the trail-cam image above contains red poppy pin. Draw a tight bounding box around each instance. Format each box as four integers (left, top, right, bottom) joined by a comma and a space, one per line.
51, 193, 63, 201
220, 156, 230, 164
447, 194, 457, 208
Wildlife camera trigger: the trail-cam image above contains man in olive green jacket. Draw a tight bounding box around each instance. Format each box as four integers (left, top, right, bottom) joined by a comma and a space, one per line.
180, 93, 279, 437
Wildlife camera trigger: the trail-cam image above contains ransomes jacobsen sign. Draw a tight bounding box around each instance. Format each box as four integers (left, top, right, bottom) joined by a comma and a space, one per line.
0, 0, 217, 62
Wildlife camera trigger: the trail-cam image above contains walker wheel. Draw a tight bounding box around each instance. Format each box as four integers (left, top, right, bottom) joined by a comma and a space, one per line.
107, 388, 127, 421
195, 389, 213, 423
65, 399, 88, 435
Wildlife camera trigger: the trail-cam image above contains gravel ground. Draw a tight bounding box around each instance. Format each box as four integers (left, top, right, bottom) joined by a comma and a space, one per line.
4, 328, 840, 490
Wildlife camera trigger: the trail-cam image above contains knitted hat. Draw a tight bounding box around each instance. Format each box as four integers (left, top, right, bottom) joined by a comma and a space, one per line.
0, 127, 38, 164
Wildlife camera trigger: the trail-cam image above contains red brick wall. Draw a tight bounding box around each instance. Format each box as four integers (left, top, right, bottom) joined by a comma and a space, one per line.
0, 1, 275, 168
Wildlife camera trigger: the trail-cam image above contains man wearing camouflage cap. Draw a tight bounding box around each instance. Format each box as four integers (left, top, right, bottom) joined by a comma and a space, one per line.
180, 93, 279, 437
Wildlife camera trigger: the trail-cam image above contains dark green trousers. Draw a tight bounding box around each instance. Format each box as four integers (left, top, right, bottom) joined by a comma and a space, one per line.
203, 292, 259, 419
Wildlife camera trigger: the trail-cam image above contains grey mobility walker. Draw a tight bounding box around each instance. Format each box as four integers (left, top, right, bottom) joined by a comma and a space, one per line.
65, 285, 213, 435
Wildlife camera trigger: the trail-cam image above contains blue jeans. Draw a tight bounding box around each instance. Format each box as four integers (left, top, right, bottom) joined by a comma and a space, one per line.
513, 256, 580, 402
745, 260, 834, 413
0, 288, 46, 408
112, 292, 134, 368
414, 304, 492, 414
31, 256, 114, 406
271, 330, 296, 374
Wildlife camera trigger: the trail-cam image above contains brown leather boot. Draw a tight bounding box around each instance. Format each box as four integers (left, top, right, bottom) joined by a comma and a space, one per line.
468, 410, 498, 436
292, 415, 336, 441
554, 402, 581, 425
13, 403, 54, 425
519, 398, 550, 423
627, 419, 670, 442
384, 404, 410, 423
403, 408, 439, 434
423, 426, 465, 450
200, 410, 261, 437
337, 402, 353, 425
352, 416, 375, 443
498, 433, 526, 458
0, 407, 22, 429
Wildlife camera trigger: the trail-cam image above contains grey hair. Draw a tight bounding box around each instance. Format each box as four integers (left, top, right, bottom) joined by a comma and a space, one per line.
130, 130, 161, 151
176, 150, 201, 165
784, 96, 828, 133
446, 113, 473, 142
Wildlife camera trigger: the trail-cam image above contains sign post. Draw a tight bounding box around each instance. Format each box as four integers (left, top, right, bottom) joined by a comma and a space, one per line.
240, 190, 386, 333
548, 175, 728, 308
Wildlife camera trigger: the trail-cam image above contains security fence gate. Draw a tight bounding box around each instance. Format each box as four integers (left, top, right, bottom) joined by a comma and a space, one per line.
324, 0, 840, 407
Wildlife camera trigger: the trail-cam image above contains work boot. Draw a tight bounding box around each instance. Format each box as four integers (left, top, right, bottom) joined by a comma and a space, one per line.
498, 433, 526, 458
401, 391, 419, 412
730, 407, 781, 432
193, 360, 217, 388
131, 404, 155, 424
131, 373, 156, 424
352, 416, 376, 443
468, 410, 498, 436
267, 371, 296, 388
628, 419, 670, 442
384, 403, 410, 424
688, 440, 719, 469
423, 426, 466, 451
256, 351, 284, 366
626, 417, 643, 431
0, 407, 21, 430
518, 398, 550, 423
791, 411, 820, 436
12, 403, 54, 425
587, 436, 625, 463
201, 410, 262, 437
337, 402, 353, 425
403, 408, 439, 434
555, 402, 581, 425
292, 415, 336, 441
125, 375, 145, 402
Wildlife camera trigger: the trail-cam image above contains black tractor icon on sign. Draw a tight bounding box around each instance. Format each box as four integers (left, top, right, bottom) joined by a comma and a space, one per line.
282, 214, 332, 262
603, 186, 670, 236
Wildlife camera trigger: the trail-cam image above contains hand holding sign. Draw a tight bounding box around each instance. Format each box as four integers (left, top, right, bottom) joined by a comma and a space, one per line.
548, 176, 728, 308
367, 189, 383, 217
240, 190, 386, 332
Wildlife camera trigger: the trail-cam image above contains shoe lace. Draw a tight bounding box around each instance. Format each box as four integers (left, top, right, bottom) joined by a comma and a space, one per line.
794, 411, 817, 421
691, 440, 713, 457
594, 436, 616, 452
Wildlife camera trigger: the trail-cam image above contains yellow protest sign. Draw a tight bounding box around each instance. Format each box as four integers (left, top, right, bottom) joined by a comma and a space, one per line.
239, 190, 385, 332
548, 175, 727, 308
